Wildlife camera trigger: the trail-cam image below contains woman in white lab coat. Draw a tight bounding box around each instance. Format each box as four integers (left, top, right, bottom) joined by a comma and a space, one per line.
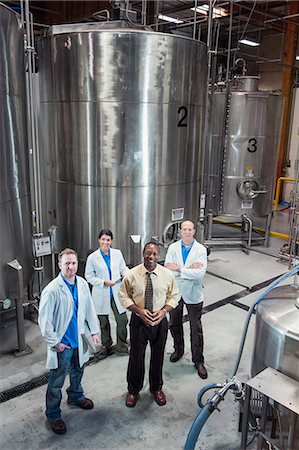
85, 229, 129, 355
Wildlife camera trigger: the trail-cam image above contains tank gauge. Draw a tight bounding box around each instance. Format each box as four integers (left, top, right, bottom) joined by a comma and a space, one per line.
2, 298, 12, 310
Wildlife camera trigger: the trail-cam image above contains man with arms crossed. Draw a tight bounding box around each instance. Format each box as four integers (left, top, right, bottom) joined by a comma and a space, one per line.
39, 248, 100, 434
119, 242, 179, 407
165, 220, 208, 379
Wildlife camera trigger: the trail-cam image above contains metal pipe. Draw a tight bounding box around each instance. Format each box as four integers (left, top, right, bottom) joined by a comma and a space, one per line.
20, 0, 24, 26
264, 212, 272, 247
233, 0, 257, 61
16, 268, 25, 352
243, 214, 253, 248
225, 0, 233, 84
273, 177, 299, 212
207, 213, 213, 240
197, 383, 224, 408
240, 384, 252, 449
24, 0, 43, 234
264, 12, 299, 24
141, 0, 147, 26
192, 0, 197, 40
287, 412, 298, 450
92, 9, 110, 21
155, 0, 159, 31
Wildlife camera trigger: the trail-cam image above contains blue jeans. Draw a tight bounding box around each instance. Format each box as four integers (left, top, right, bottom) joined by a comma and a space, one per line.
46, 348, 85, 422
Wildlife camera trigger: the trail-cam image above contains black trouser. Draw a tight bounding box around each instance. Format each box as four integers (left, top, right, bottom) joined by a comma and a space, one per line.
169, 298, 204, 365
127, 314, 168, 394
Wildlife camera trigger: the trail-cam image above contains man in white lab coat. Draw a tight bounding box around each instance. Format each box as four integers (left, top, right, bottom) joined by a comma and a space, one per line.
39, 248, 100, 435
165, 220, 208, 379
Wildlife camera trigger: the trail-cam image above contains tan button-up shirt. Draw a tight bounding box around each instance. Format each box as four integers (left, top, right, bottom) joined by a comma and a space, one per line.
118, 263, 179, 312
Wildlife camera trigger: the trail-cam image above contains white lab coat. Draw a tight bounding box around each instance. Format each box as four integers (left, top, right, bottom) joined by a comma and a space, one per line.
164, 239, 207, 304
38, 274, 99, 369
85, 248, 129, 315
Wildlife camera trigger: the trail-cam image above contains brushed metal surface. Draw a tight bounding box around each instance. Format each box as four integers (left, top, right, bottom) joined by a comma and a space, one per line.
0, 4, 33, 301
251, 285, 299, 382
248, 368, 299, 415
38, 26, 207, 262
205, 90, 283, 217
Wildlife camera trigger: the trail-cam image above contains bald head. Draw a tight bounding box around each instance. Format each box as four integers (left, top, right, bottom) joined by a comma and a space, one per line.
180, 220, 195, 246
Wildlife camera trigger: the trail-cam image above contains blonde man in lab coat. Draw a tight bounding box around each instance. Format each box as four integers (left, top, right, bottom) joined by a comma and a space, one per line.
38, 248, 100, 435
165, 220, 208, 379
85, 229, 129, 355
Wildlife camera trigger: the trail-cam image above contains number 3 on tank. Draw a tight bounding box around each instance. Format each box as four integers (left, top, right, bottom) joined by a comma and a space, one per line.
177, 106, 188, 127
247, 138, 257, 153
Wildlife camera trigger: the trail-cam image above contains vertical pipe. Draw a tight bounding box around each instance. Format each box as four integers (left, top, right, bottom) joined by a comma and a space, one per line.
141, 0, 147, 26
264, 212, 272, 247
287, 412, 297, 450
257, 395, 268, 450
201, 0, 213, 229
207, 213, 213, 240
225, 1, 233, 85
243, 215, 253, 248
16, 268, 25, 352
20, 0, 24, 26
193, 0, 197, 40
24, 0, 43, 234
51, 254, 56, 279
155, 0, 159, 31
240, 385, 251, 449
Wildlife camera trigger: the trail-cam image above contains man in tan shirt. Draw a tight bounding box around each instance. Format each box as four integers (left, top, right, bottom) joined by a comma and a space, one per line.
119, 242, 179, 408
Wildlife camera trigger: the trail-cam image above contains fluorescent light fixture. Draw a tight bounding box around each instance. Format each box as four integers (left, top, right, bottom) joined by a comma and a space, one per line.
191, 4, 228, 18
296, 55, 299, 61
239, 38, 260, 47
158, 13, 183, 24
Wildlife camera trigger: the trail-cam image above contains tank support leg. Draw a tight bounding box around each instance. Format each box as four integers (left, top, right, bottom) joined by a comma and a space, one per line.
240, 384, 252, 449
6, 259, 33, 356
264, 212, 272, 247
243, 214, 253, 248
207, 213, 213, 240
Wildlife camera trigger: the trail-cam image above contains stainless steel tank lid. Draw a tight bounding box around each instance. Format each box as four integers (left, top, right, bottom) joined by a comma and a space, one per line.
43, 21, 206, 46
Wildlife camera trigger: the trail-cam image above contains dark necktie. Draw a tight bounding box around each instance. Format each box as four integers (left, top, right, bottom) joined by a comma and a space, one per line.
145, 272, 154, 312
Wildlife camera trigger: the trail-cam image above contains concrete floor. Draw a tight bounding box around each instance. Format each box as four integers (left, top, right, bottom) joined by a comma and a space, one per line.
0, 233, 295, 450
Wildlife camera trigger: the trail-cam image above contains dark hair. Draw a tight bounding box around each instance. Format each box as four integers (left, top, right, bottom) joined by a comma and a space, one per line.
58, 248, 78, 262
98, 229, 113, 240
143, 241, 160, 253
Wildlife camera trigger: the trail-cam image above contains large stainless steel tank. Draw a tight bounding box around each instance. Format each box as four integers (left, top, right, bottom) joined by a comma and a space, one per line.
38, 23, 207, 262
205, 77, 283, 217
251, 284, 299, 382
0, 4, 33, 303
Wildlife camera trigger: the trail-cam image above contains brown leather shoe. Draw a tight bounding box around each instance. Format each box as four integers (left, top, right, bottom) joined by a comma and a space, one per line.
67, 398, 94, 409
170, 351, 183, 363
50, 419, 67, 435
196, 363, 208, 379
152, 390, 167, 406
125, 392, 139, 408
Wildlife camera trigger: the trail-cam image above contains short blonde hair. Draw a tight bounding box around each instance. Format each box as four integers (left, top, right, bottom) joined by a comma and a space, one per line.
58, 248, 78, 262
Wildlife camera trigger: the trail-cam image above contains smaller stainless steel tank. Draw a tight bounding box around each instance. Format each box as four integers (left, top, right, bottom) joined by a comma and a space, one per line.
204, 76, 283, 218
251, 284, 299, 382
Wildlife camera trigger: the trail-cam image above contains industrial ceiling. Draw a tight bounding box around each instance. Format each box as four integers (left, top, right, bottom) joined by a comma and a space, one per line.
3, 1, 298, 72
